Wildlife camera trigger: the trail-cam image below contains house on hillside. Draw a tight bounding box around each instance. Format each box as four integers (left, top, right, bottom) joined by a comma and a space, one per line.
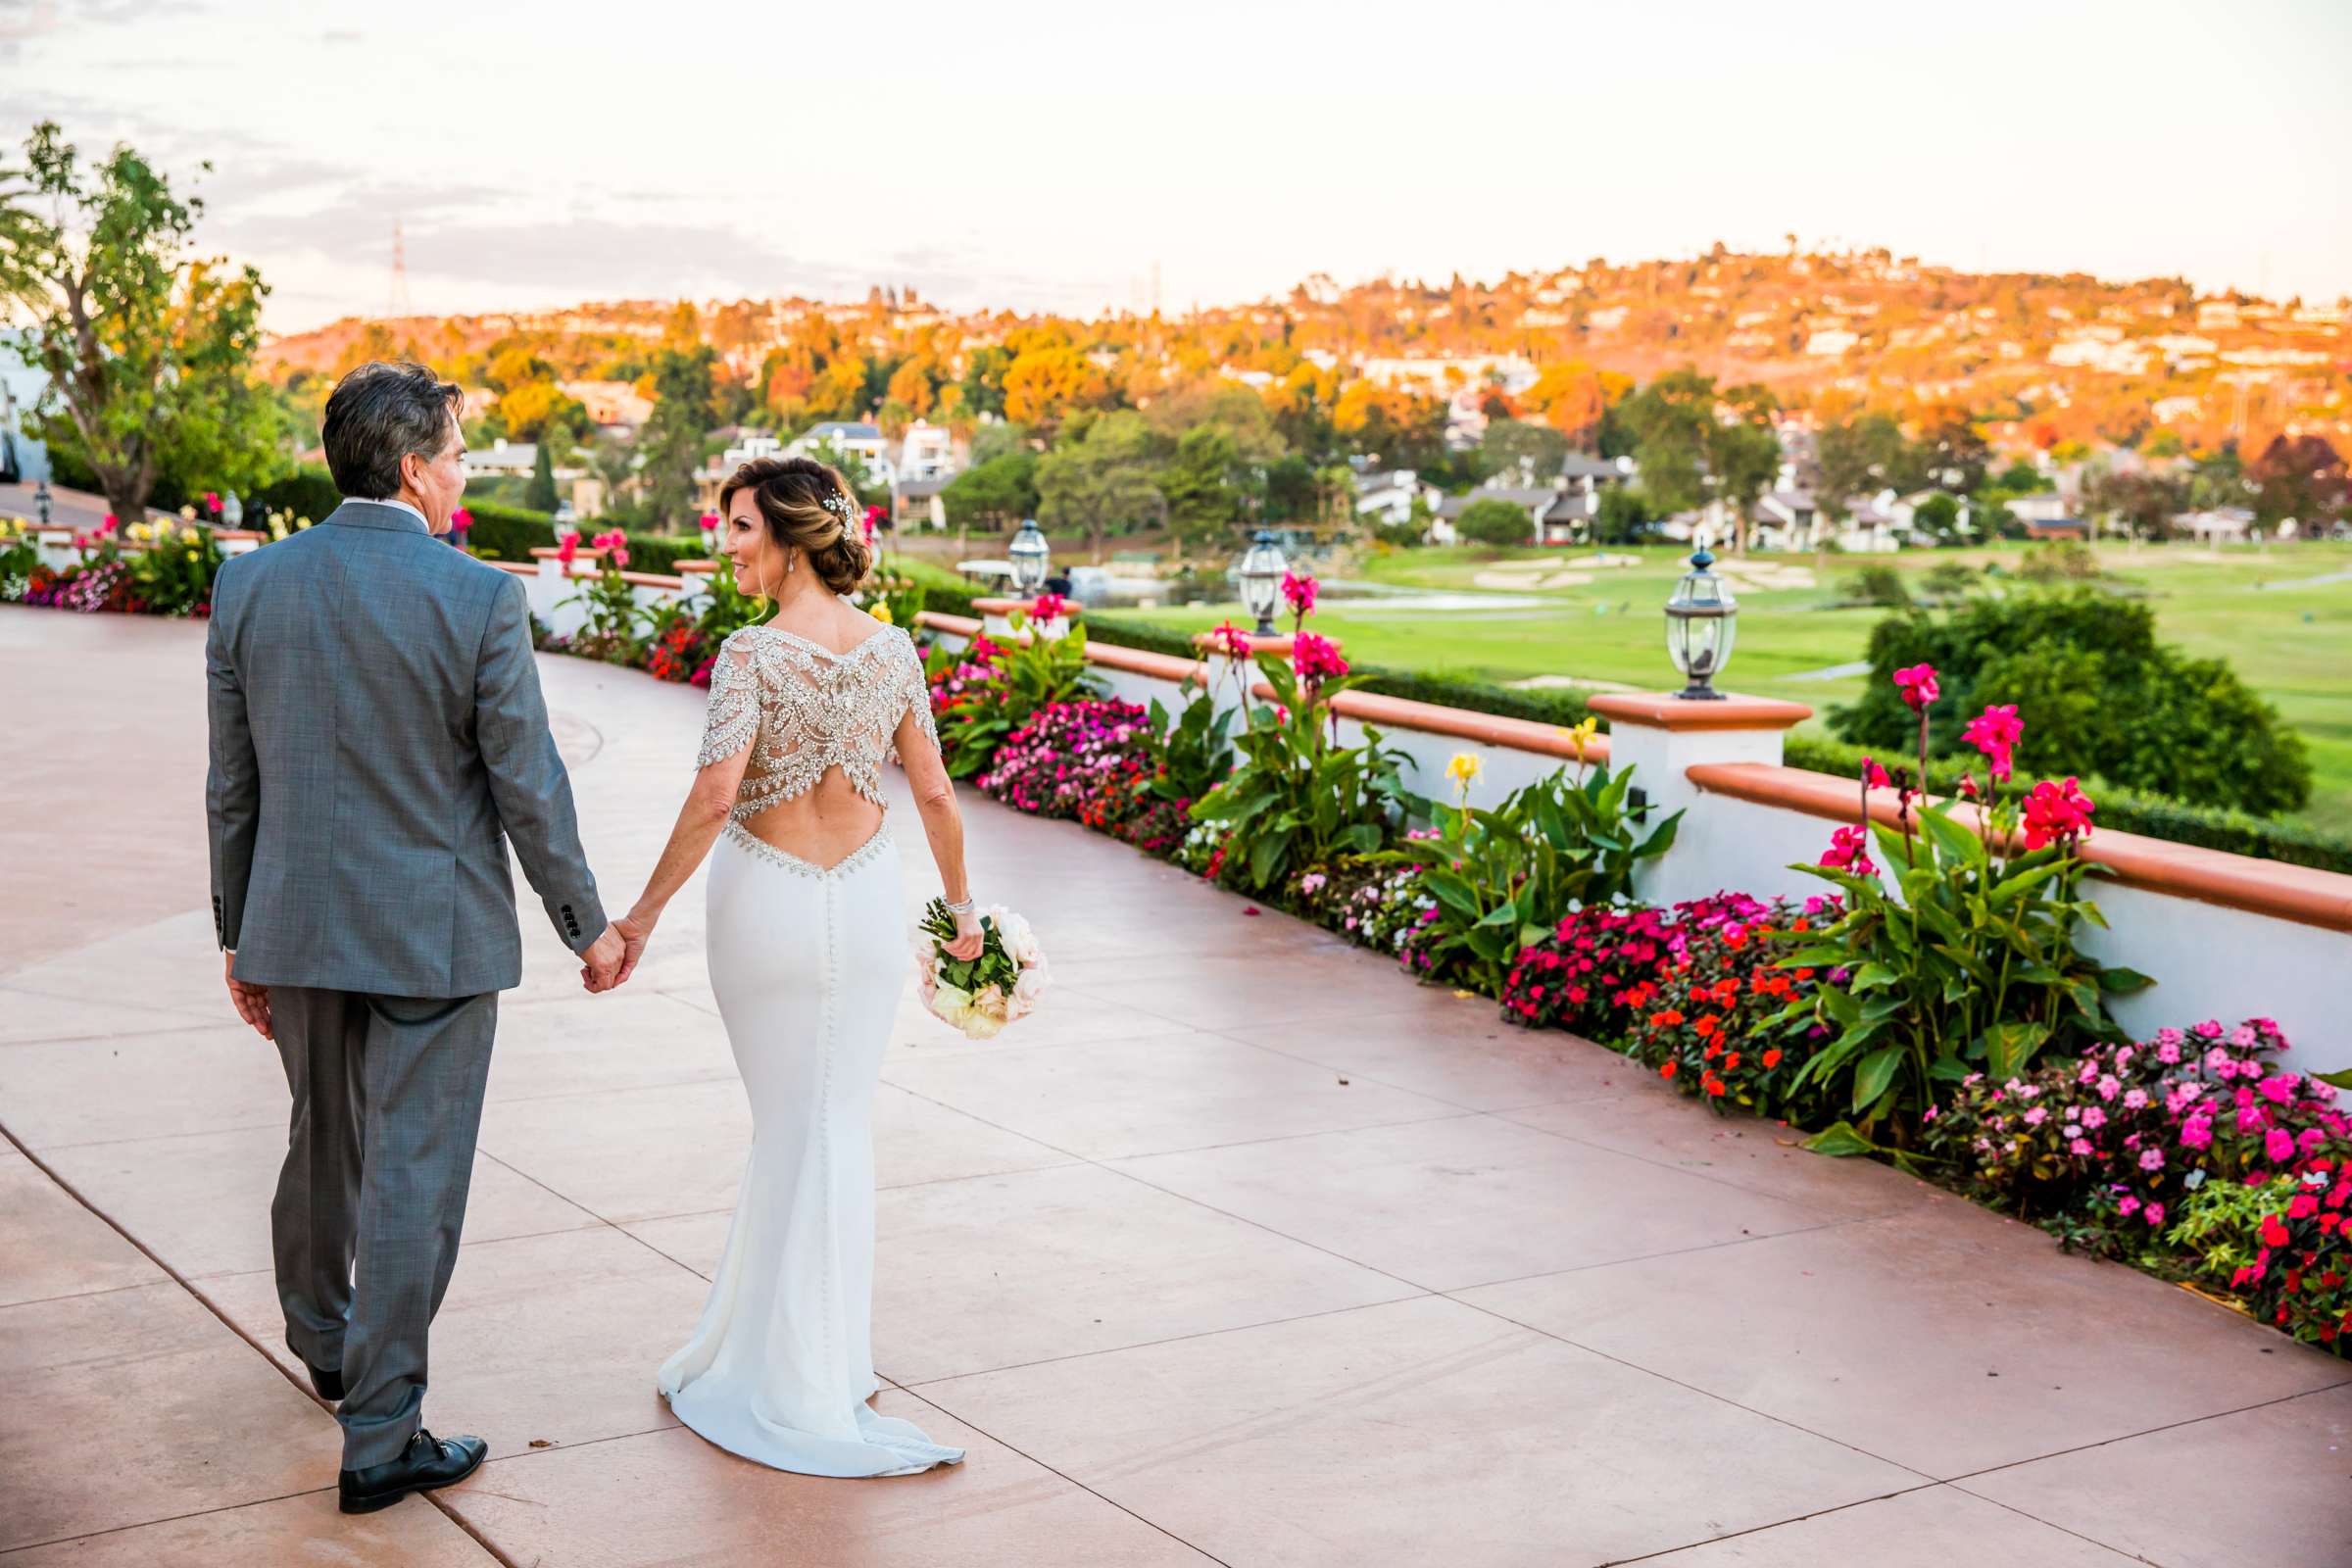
2006, 490, 2075, 528
1437, 485, 1593, 546
893, 475, 951, 533
898, 420, 957, 484
2175, 507, 2253, 544
1353, 468, 1440, 528
464, 438, 538, 480
1750, 489, 1821, 551
2023, 516, 2092, 542
787, 421, 895, 489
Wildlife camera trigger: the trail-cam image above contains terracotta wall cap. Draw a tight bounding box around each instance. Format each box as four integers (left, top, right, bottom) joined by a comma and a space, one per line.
677, 559, 719, 573
213, 529, 267, 541
488, 560, 538, 576
914, 611, 984, 637
1589, 692, 1814, 733
1241, 679, 1614, 761
1194, 631, 1300, 657
971, 595, 1080, 616
615, 569, 685, 590
1686, 760, 2352, 934
1090, 642, 1208, 686
529, 545, 605, 561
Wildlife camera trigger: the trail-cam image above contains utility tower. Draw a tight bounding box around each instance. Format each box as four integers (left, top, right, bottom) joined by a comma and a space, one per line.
389, 220, 412, 318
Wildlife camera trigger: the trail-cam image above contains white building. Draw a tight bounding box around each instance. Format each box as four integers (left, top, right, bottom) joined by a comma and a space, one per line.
897, 420, 957, 483
787, 420, 895, 489
464, 438, 539, 480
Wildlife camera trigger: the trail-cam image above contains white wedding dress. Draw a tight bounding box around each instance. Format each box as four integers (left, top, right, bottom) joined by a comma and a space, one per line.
656, 619, 964, 1477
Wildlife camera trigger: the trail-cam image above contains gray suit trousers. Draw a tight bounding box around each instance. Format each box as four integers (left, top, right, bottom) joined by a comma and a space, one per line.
270, 986, 498, 1468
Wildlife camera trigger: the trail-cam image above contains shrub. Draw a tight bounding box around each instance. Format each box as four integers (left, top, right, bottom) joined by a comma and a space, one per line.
1830, 590, 2312, 815
979, 699, 1166, 837
1454, 498, 1533, 548
2170, 1167, 2352, 1348
1841, 563, 1910, 607
1190, 640, 1416, 893
1927, 1017, 2349, 1250
923, 624, 1103, 779
1378, 748, 1679, 996
1623, 899, 1837, 1121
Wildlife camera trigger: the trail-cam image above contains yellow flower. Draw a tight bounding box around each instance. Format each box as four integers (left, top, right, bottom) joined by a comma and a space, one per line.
185, 548, 199, 562
870, 600, 895, 624
1562, 716, 1599, 761
1445, 751, 1483, 788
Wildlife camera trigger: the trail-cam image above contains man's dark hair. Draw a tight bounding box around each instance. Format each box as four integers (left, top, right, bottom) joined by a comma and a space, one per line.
321, 361, 464, 500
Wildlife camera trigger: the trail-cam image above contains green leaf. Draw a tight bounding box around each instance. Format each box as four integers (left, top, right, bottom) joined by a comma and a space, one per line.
1982, 1019, 2052, 1081
1851, 1044, 1904, 1111
1247, 829, 1289, 888
2095, 965, 2155, 994
1801, 1120, 1881, 1157
1849, 961, 1897, 993
1918, 805, 1985, 867
1420, 868, 1482, 916
2315, 1068, 2352, 1091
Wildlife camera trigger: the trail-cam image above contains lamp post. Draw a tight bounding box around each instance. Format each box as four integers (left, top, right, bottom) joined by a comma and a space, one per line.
1008, 518, 1050, 594
1236, 528, 1286, 637
33, 479, 52, 527
1664, 544, 1738, 700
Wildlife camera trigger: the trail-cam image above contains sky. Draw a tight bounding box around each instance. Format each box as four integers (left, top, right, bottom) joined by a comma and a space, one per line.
5, 0, 2350, 335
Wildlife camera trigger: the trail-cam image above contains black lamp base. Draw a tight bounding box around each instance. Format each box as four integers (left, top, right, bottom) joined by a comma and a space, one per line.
1672, 678, 1727, 701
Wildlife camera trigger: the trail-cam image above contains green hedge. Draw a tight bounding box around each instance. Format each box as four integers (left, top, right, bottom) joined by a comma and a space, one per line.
1784, 733, 2352, 875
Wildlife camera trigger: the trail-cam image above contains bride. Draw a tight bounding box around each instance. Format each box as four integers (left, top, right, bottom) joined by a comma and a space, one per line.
604, 456, 982, 1476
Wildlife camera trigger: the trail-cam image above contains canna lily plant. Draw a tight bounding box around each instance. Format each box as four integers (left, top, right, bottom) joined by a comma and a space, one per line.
1771, 662, 2151, 1153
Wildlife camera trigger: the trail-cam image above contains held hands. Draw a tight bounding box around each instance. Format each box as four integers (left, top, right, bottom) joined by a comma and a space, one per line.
580, 924, 629, 994
223, 952, 272, 1041
944, 907, 985, 962
580, 914, 653, 994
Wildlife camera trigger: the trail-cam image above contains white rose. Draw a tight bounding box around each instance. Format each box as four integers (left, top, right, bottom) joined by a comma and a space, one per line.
962, 1010, 1004, 1041
1012, 966, 1048, 1005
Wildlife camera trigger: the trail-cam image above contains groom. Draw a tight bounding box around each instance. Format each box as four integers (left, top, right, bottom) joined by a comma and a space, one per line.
205, 361, 627, 1513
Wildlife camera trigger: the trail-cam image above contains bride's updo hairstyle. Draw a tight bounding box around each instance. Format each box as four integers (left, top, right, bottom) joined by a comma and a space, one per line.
720, 456, 873, 596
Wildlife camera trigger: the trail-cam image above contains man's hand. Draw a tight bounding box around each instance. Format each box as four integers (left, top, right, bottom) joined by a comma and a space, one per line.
580, 925, 628, 994
223, 952, 272, 1041
612, 912, 653, 989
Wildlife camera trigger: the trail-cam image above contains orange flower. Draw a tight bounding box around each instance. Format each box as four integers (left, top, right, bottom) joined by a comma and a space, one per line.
1724, 1052, 1740, 1070
1649, 1009, 1686, 1029
1791, 918, 1810, 934
1703, 1076, 1727, 1097
1795, 968, 1816, 982
1659, 1061, 1677, 1079
1693, 1015, 1721, 1038
1703, 1043, 1721, 1060
1762, 1049, 1784, 1068
1713, 978, 1740, 1001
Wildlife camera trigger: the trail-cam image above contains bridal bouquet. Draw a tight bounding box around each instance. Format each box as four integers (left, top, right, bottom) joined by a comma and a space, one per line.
913, 899, 1048, 1039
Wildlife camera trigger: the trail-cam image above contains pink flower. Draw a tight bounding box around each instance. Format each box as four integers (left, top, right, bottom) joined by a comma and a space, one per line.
1292, 631, 1348, 684
1207, 620, 1252, 660
1860, 757, 1892, 790
590, 528, 630, 568
2096, 1074, 2120, 1102
2123, 1088, 2149, 1110
2082, 1105, 2107, 1129
1819, 824, 1878, 878
1280, 569, 1318, 619
2266, 1127, 2297, 1162
1030, 592, 1069, 621
1893, 662, 1939, 710
2023, 1106, 2047, 1126
2071, 1138, 2095, 1155
556, 533, 579, 565
2118, 1195, 2141, 1216
2138, 1147, 2165, 1172
1961, 704, 2023, 781
2022, 776, 2095, 851
2144, 1202, 2165, 1228
698, 512, 719, 533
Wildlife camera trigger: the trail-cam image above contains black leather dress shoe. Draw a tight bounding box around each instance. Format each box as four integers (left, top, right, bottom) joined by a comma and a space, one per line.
338, 1429, 487, 1514
307, 1361, 345, 1402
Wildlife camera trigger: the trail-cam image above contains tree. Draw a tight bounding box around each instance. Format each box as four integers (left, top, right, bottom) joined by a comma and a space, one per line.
1158, 424, 1247, 547
1592, 485, 1651, 545
523, 437, 559, 512
1002, 345, 1108, 430
1480, 418, 1568, 485
638, 344, 717, 529
1911, 491, 1963, 544
1454, 497, 1532, 548
2082, 468, 2188, 542
2248, 434, 2348, 528
1036, 411, 1160, 563
940, 451, 1039, 532
18, 122, 279, 520
1613, 369, 1715, 514
1708, 417, 1781, 554
1816, 413, 1926, 514
1914, 408, 1991, 495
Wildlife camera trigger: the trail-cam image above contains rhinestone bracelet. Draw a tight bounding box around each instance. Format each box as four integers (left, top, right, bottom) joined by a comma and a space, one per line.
943, 895, 976, 915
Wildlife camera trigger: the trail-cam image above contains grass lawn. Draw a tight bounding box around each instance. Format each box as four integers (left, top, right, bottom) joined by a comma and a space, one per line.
1111, 540, 2352, 832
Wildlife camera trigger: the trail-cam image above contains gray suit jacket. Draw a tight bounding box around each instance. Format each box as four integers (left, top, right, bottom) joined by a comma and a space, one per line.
205, 500, 606, 998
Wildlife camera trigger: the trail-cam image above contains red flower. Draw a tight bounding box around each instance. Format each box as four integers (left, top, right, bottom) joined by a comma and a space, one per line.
1291, 631, 1348, 684
556, 533, 579, 564
1281, 569, 1318, 619
1031, 592, 1069, 621
1893, 662, 1939, 710
1961, 703, 2023, 782
2021, 776, 2095, 851
1860, 757, 1892, 791
1659, 1061, 1677, 1079
1762, 1049, 1784, 1068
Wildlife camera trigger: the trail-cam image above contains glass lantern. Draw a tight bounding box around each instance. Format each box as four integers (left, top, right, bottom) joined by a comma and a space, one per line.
1664, 546, 1738, 700
1236, 529, 1287, 636
1008, 518, 1050, 593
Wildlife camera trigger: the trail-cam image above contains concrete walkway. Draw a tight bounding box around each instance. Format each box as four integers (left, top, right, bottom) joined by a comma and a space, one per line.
2, 608, 2346, 1567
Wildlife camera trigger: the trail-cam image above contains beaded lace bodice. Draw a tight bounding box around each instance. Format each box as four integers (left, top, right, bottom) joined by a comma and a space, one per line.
694, 622, 940, 816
